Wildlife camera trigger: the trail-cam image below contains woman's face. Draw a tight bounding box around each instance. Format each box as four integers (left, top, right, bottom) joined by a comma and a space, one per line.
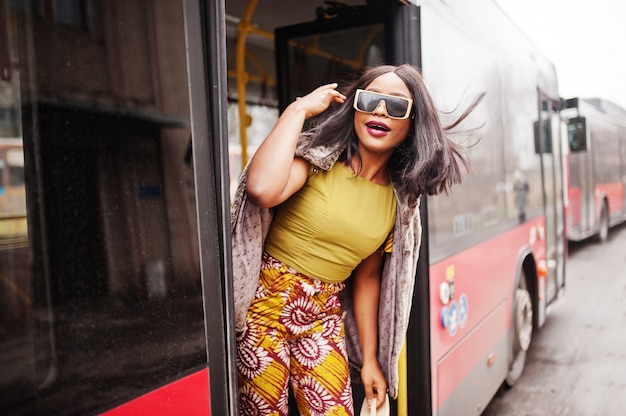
353, 72, 412, 159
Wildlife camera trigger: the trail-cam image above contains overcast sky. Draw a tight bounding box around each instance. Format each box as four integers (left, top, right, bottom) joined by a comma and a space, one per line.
496, 0, 626, 110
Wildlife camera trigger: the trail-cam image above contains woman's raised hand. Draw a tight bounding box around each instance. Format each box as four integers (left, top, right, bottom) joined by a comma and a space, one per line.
291, 83, 346, 119
245, 83, 343, 207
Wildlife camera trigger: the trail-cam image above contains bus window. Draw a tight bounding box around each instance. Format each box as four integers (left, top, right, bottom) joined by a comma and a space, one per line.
2, 2, 209, 414
0, 0, 30, 409
275, 21, 385, 110
567, 116, 587, 152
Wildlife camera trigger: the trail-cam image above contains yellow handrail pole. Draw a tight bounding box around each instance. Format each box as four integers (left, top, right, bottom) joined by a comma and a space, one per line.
397, 339, 408, 416
235, 0, 258, 167
246, 25, 273, 40
355, 25, 383, 66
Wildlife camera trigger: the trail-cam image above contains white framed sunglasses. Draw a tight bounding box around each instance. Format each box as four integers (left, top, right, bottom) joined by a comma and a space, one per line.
353, 89, 414, 120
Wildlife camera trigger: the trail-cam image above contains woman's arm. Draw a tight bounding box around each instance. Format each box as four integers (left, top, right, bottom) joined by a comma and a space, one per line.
246, 83, 346, 208
353, 251, 388, 409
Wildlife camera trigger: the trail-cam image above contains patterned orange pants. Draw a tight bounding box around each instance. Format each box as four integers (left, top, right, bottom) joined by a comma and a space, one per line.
236, 253, 354, 416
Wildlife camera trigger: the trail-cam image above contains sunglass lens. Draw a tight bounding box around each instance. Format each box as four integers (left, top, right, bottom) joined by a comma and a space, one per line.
357, 91, 409, 118
386, 98, 409, 118
358, 92, 379, 112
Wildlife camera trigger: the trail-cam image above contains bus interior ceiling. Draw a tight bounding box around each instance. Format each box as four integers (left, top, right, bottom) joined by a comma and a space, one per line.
225, 0, 377, 103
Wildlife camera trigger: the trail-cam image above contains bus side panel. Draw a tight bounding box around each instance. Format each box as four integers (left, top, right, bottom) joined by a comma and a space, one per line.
102, 369, 210, 416
420, 1, 559, 411
437, 302, 508, 416
429, 220, 546, 413
591, 110, 623, 224
567, 101, 626, 240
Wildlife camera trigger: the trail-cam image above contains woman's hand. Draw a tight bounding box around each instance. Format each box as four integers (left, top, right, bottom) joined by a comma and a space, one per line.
361, 359, 388, 410
289, 83, 346, 119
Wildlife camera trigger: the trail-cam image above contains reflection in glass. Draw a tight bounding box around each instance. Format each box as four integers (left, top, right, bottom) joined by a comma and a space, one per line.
1, 2, 206, 414
0, 0, 31, 409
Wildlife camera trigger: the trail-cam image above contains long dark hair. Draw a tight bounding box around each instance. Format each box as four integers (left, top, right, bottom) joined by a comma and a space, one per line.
302, 64, 483, 197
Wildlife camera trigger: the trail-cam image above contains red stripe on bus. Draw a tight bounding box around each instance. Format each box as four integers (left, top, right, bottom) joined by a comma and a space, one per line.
568, 187, 581, 226
102, 369, 211, 415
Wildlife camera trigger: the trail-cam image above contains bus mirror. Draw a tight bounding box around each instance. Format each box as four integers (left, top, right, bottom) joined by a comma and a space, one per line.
567, 116, 587, 152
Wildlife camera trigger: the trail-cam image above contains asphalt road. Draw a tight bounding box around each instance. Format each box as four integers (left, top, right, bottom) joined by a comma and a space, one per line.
482, 223, 626, 416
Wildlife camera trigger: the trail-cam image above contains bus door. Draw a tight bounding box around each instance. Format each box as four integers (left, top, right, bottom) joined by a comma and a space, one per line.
621, 132, 626, 216
274, 2, 431, 414
536, 93, 566, 315
1, 1, 235, 415
564, 97, 593, 240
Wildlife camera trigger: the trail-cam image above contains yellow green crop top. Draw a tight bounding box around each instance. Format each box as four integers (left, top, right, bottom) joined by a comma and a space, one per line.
264, 162, 397, 283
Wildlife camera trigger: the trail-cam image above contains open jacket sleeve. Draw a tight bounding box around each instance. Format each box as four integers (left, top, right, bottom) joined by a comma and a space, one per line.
230, 165, 274, 333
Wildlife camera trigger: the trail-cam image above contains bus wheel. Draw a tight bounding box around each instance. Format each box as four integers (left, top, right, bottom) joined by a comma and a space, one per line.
505, 271, 533, 387
596, 203, 609, 243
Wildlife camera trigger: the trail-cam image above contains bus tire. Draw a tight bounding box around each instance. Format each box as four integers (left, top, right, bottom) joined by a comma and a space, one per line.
596, 202, 609, 243
505, 270, 533, 387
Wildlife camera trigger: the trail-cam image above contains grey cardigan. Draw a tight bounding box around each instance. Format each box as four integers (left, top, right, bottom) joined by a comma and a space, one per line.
230, 139, 422, 398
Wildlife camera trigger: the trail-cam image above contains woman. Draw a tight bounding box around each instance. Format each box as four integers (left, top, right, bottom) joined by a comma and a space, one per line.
231, 64, 480, 416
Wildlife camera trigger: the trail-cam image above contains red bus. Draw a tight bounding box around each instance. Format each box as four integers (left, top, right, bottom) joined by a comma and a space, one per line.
0, 0, 566, 415
563, 97, 626, 242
